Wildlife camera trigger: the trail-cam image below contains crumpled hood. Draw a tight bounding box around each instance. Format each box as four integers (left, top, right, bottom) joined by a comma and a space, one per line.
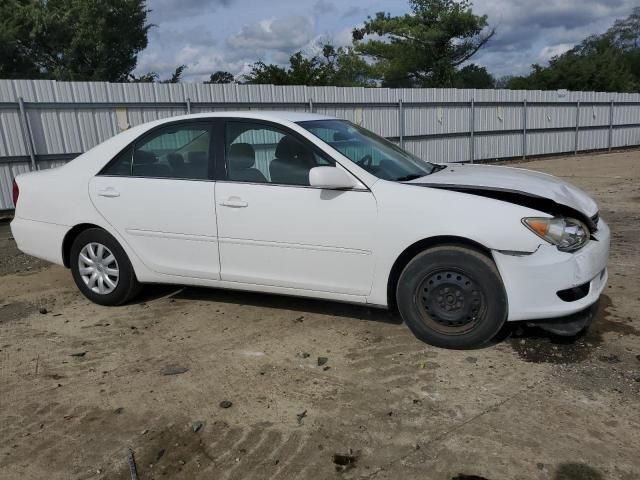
408, 164, 598, 218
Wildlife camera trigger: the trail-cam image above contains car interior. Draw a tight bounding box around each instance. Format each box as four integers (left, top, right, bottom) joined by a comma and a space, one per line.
226, 124, 334, 186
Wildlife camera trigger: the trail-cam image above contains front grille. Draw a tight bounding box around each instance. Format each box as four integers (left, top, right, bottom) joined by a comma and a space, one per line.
590, 212, 599, 231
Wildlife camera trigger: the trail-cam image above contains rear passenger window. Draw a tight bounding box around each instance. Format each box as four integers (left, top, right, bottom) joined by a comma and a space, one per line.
102, 124, 211, 179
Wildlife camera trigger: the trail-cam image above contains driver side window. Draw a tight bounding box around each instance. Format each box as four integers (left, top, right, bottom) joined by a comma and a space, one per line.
225, 122, 334, 186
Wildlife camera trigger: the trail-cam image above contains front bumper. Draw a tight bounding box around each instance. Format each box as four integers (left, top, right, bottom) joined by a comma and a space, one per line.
493, 219, 610, 322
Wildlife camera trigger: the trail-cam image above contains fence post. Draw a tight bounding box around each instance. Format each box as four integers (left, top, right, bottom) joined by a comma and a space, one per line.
18, 97, 37, 171
574, 100, 580, 155
308, 98, 314, 113
469, 98, 475, 163
186, 97, 191, 115
398, 99, 404, 149
608, 99, 614, 151
522, 99, 528, 160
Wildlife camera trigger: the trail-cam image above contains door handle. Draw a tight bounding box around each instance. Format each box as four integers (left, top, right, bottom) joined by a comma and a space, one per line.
97, 188, 120, 198
220, 196, 248, 208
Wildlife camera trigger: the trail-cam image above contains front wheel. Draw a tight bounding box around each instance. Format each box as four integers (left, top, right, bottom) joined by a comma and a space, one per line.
396, 246, 508, 349
70, 228, 142, 306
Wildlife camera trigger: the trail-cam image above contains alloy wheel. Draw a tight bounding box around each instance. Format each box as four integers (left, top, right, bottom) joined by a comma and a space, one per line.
78, 242, 119, 295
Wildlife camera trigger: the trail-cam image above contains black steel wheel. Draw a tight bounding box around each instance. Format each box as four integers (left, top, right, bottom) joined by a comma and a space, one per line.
396, 245, 508, 349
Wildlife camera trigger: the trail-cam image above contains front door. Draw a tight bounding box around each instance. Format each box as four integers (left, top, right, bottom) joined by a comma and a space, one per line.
215, 120, 377, 295
90, 121, 220, 280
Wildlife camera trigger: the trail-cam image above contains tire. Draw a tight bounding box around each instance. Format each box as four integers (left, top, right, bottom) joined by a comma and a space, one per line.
70, 228, 142, 306
396, 245, 508, 349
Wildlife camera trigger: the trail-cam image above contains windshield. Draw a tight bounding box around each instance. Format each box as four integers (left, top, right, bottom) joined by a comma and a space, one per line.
298, 119, 439, 181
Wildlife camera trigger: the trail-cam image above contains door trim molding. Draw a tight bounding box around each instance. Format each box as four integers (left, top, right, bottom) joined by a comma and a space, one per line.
127, 228, 218, 243
218, 236, 371, 255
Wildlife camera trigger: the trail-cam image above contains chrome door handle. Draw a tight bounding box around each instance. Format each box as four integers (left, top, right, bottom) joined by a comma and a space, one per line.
97, 188, 120, 198
220, 197, 248, 208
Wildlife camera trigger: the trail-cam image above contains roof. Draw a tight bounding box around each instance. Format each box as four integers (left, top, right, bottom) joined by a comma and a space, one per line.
163, 111, 335, 123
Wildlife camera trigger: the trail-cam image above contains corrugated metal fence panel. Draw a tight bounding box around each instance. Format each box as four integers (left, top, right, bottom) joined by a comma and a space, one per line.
578, 129, 609, 151
0, 110, 28, 156
476, 132, 523, 160
614, 104, 640, 125
527, 104, 577, 130
613, 126, 640, 148
2, 79, 640, 210
404, 136, 470, 163
404, 105, 470, 136
580, 104, 611, 127
475, 105, 523, 132
528, 130, 575, 156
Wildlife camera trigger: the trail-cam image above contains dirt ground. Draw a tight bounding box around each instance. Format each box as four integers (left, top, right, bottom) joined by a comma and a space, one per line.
1, 150, 639, 480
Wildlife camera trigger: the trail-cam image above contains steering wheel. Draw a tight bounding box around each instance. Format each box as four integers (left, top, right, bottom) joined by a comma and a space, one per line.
356, 154, 373, 169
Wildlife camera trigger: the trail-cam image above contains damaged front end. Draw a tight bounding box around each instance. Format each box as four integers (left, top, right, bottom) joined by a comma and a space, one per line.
526, 300, 600, 336
413, 183, 599, 233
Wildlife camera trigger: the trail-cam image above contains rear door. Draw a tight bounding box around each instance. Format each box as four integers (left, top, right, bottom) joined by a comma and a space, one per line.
214, 120, 377, 295
89, 121, 220, 280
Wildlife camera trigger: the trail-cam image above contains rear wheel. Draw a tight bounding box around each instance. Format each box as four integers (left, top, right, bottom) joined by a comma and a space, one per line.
396, 245, 507, 349
70, 228, 141, 306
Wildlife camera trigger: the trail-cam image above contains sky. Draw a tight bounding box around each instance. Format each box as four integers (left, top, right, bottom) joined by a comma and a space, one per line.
134, 0, 638, 82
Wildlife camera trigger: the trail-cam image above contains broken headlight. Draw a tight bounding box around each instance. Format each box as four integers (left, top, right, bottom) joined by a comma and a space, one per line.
522, 217, 589, 252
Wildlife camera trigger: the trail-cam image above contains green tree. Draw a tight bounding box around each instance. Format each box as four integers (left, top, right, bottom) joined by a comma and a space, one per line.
128, 65, 187, 83
242, 45, 374, 86
352, 0, 494, 87
319, 45, 374, 87
128, 71, 159, 83
0, 0, 150, 81
507, 8, 640, 92
162, 64, 186, 83
0, 1, 41, 78
452, 64, 494, 88
206, 71, 235, 84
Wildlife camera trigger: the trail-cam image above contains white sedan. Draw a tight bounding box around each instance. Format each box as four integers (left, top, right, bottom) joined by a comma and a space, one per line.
10, 112, 609, 348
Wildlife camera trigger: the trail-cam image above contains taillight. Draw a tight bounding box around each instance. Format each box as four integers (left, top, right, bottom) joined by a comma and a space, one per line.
12, 179, 19, 207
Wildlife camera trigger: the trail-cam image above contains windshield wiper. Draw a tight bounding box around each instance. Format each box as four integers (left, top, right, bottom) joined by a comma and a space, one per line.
395, 174, 424, 182
396, 165, 447, 181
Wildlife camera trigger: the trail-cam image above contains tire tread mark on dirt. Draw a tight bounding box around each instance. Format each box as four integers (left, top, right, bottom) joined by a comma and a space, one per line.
226, 430, 282, 480
256, 431, 303, 478
215, 426, 266, 473
269, 432, 314, 480
347, 341, 427, 360
206, 426, 251, 466
358, 380, 545, 479
221, 429, 272, 479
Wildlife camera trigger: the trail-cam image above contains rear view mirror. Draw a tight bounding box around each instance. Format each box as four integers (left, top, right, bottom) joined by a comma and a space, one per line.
309, 167, 358, 189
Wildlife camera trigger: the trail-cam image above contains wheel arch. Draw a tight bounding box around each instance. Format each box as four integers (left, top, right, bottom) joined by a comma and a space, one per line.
61, 223, 104, 268
386, 235, 493, 310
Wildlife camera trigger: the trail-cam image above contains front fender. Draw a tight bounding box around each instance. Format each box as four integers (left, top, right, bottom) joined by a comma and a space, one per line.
366, 181, 545, 306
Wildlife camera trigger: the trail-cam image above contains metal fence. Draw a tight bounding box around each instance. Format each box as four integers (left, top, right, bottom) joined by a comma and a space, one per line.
1, 79, 640, 210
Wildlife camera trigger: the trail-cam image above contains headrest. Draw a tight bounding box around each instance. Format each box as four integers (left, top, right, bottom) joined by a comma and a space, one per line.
133, 150, 157, 164
333, 131, 351, 142
228, 143, 255, 169
187, 151, 207, 165
166, 153, 184, 168
275, 135, 310, 163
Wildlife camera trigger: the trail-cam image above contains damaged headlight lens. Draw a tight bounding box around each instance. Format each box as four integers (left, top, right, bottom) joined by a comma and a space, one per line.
522, 217, 589, 252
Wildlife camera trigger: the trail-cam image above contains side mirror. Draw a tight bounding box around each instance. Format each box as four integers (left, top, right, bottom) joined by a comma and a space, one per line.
309, 166, 358, 189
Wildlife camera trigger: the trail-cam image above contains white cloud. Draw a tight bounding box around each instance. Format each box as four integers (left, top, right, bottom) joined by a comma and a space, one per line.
227, 16, 316, 53
536, 43, 575, 63
135, 0, 639, 82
